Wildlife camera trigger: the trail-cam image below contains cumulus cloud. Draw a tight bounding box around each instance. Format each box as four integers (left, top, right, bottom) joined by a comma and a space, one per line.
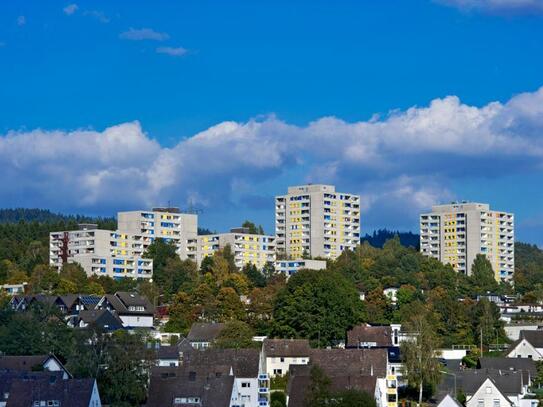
63, 4, 78, 15
156, 46, 188, 57
436, 0, 543, 14
2, 87, 543, 230
119, 28, 169, 41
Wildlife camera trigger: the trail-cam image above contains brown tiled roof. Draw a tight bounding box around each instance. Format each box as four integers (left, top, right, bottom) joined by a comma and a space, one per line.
187, 323, 225, 342
184, 348, 260, 378
147, 366, 234, 407
263, 339, 311, 357
287, 374, 377, 407
346, 325, 393, 348
6, 377, 97, 407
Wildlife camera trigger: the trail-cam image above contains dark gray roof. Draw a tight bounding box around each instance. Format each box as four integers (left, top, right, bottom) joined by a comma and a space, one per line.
518, 330, 543, 348
288, 374, 377, 407
459, 370, 524, 396
184, 348, 261, 378
307, 348, 388, 378
0, 355, 51, 371
78, 309, 124, 331
263, 339, 311, 357
6, 378, 97, 407
346, 325, 393, 348
99, 292, 154, 315
478, 357, 536, 379
187, 323, 225, 342
0, 371, 64, 403
157, 345, 181, 360
147, 366, 234, 407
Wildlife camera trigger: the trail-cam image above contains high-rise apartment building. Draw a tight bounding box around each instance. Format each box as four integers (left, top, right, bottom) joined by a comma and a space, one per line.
117, 208, 198, 262
49, 224, 153, 279
275, 184, 361, 259
420, 202, 514, 281
197, 227, 276, 269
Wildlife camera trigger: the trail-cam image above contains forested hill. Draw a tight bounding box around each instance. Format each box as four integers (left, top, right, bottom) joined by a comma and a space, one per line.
361, 229, 420, 249
0, 208, 116, 226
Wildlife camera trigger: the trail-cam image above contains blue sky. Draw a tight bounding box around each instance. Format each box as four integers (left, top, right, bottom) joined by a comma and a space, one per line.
1, 0, 543, 245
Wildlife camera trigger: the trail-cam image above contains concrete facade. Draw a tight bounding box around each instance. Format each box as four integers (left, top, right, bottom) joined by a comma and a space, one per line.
275, 184, 361, 260
273, 258, 327, 277
117, 208, 198, 262
49, 224, 153, 279
197, 228, 276, 270
420, 202, 514, 281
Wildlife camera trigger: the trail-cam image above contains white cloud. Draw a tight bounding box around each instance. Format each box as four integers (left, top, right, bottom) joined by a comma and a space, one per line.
436, 0, 543, 14
83, 10, 110, 23
17, 16, 26, 26
1, 87, 543, 229
63, 4, 78, 15
120, 28, 170, 41
156, 46, 188, 57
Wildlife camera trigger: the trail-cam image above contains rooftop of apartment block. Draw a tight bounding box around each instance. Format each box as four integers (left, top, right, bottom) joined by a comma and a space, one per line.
286, 184, 336, 194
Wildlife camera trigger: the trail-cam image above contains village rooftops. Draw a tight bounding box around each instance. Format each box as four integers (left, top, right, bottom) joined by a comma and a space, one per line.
478, 357, 536, 381
263, 338, 311, 357
98, 292, 154, 315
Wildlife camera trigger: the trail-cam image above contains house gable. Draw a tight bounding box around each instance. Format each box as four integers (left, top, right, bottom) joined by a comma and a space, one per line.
507, 339, 542, 360
466, 378, 513, 407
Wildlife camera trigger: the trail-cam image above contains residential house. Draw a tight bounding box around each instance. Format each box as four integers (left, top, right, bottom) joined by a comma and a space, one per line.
262, 339, 311, 378
507, 331, 543, 360
478, 358, 536, 385
286, 348, 394, 407
70, 309, 124, 331
6, 377, 101, 407
187, 323, 226, 350
0, 371, 64, 407
96, 291, 154, 328
0, 283, 27, 296
155, 338, 194, 367
184, 348, 269, 407
146, 366, 235, 407
460, 370, 537, 407
0, 355, 71, 380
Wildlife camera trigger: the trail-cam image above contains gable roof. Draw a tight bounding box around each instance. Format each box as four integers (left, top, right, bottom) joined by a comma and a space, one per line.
147, 366, 234, 407
518, 330, 543, 348
346, 325, 393, 348
263, 339, 311, 357
0, 371, 65, 403
184, 348, 261, 378
99, 292, 154, 315
187, 323, 226, 342
460, 370, 524, 397
437, 394, 464, 407
78, 309, 124, 331
6, 377, 97, 407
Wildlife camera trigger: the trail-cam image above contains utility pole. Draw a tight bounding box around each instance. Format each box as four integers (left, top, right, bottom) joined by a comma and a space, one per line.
480, 327, 483, 355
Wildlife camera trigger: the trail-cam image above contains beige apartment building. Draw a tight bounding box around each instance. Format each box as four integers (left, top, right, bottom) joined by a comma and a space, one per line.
197, 227, 276, 269
420, 202, 514, 281
117, 207, 198, 262
275, 184, 361, 259
49, 224, 153, 279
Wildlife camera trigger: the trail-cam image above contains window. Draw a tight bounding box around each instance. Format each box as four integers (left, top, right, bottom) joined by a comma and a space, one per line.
280, 357, 285, 362
242, 382, 251, 388
493, 399, 500, 407
486, 386, 492, 394
273, 369, 283, 375
478, 400, 484, 407
387, 394, 397, 402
